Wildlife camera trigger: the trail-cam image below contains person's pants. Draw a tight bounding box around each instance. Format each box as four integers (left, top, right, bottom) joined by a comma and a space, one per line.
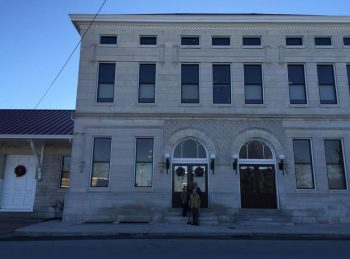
182, 203, 188, 216
192, 208, 199, 225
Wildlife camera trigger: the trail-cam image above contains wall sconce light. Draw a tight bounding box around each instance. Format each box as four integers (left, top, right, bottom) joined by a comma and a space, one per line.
164, 153, 170, 174
210, 154, 216, 174
232, 154, 239, 175
279, 154, 285, 175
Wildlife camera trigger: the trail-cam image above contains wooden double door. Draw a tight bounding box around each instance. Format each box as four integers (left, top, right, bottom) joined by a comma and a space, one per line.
240, 165, 277, 209
172, 164, 208, 208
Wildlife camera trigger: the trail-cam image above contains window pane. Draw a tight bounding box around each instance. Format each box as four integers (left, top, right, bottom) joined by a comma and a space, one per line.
140, 36, 157, 45
62, 156, 71, 172
135, 163, 153, 187
344, 37, 350, 45
315, 37, 332, 45
295, 164, 314, 189
182, 139, 198, 158
239, 144, 248, 159
324, 140, 343, 164
247, 140, 264, 159
325, 140, 346, 189
317, 65, 334, 85
245, 85, 263, 104
93, 138, 111, 162
181, 37, 199, 45
293, 139, 312, 163
139, 64, 156, 84
286, 37, 303, 46
288, 65, 305, 85
181, 64, 199, 84
100, 36, 117, 44
244, 65, 262, 85
193, 165, 206, 192
182, 84, 199, 103
213, 85, 231, 104
290, 85, 306, 104
213, 65, 230, 84
136, 139, 153, 162
91, 163, 109, 187
60, 156, 70, 188
198, 145, 207, 158
97, 84, 114, 102
212, 37, 230, 46
243, 37, 261, 46
263, 145, 273, 159
99, 63, 115, 84
320, 85, 336, 104
139, 84, 155, 103
174, 145, 181, 158
327, 165, 346, 189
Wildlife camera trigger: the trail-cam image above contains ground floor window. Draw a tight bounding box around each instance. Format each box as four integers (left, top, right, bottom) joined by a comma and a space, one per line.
60, 155, 71, 188
135, 138, 154, 187
91, 138, 111, 187
293, 139, 315, 189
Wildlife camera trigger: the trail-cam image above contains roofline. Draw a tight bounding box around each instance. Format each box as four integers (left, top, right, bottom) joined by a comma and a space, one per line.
0, 134, 73, 140
70, 13, 350, 31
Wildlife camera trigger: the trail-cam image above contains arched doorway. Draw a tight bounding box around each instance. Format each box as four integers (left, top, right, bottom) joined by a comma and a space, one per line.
172, 138, 209, 208
238, 139, 277, 209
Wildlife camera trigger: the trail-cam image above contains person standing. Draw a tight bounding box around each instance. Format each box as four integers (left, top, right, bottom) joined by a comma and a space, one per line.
188, 188, 201, 225
181, 186, 188, 217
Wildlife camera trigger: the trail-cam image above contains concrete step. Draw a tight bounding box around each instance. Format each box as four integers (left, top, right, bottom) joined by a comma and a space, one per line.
236, 209, 294, 226
237, 220, 294, 226
164, 209, 219, 225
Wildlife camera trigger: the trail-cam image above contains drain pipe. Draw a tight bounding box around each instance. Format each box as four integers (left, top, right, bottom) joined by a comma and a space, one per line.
29, 139, 44, 181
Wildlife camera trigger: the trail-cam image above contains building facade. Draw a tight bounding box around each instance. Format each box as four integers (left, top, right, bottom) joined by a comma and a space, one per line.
64, 14, 350, 223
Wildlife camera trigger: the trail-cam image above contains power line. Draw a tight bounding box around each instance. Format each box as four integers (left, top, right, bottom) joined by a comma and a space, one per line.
34, 0, 108, 109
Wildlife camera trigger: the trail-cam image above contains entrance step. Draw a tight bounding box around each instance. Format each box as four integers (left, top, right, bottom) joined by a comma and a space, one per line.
164, 209, 219, 225
236, 209, 294, 226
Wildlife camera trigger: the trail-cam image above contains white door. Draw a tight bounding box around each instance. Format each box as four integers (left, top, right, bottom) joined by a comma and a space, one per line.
1, 155, 37, 211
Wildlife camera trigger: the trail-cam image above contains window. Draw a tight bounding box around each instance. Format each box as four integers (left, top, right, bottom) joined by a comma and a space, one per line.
135, 138, 154, 187
181, 64, 199, 103
344, 37, 350, 46
243, 37, 261, 46
288, 64, 307, 104
60, 155, 71, 188
174, 139, 206, 158
286, 37, 303, 46
100, 35, 117, 44
212, 37, 230, 46
244, 64, 263, 104
181, 36, 199, 46
213, 64, 231, 104
317, 65, 337, 104
97, 63, 115, 102
239, 140, 272, 160
139, 64, 156, 103
140, 36, 157, 45
315, 37, 332, 46
91, 138, 111, 187
293, 139, 314, 189
324, 140, 346, 189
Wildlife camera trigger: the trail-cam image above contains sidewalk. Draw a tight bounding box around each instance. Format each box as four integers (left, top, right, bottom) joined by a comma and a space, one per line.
12, 220, 350, 240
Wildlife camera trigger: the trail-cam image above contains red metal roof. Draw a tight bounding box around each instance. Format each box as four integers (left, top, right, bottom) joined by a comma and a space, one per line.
0, 109, 74, 136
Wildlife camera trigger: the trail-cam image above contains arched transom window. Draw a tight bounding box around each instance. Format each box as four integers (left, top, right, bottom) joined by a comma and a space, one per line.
239, 140, 273, 159
173, 139, 207, 159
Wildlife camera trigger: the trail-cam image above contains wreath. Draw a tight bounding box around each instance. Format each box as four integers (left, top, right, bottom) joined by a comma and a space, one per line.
14, 165, 26, 177
194, 166, 204, 177
175, 167, 185, 177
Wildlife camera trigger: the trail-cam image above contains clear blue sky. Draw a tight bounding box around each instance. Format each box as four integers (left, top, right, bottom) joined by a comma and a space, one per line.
1, 0, 349, 109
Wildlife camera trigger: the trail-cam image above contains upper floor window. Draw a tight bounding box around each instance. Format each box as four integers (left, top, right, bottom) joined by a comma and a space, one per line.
212, 37, 230, 46
213, 64, 231, 104
244, 64, 263, 104
135, 138, 154, 187
286, 37, 303, 46
324, 139, 346, 189
181, 36, 199, 46
100, 35, 117, 44
139, 64, 156, 103
345, 37, 350, 46
181, 64, 199, 103
97, 63, 115, 103
59, 155, 71, 188
242, 37, 261, 46
317, 65, 337, 104
293, 139, 314, 189
91, 138, 111, 187
140, 36, 157, 45
288, 64, 307, 104
315, 37, 332, 46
